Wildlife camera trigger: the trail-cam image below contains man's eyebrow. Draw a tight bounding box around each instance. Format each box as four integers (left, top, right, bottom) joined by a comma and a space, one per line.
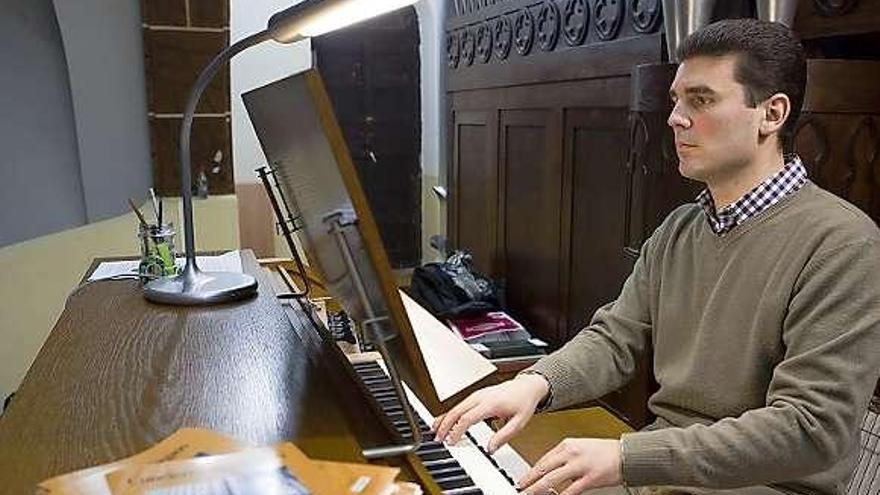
669, 85, 718, 98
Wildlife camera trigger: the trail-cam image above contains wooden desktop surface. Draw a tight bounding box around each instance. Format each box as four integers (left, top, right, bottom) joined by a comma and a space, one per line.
0, 250, 632, 492
0, 250, 407, 492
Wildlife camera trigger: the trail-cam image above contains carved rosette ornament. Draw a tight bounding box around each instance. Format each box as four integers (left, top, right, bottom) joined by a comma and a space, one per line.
813, 0, 859, 16
536, 1, 562, 51
476, 23, 493, 63
446, 32, 460, 69
461, 28, 477, 66
494, 16, 513, 60
594, 0, 624, 40
562, 0, 589, 46
513, 8, 536, 55
631, 0, 662, 33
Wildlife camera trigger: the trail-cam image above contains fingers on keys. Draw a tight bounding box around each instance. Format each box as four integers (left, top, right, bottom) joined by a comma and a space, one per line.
487, 412, 525, 454
432, 397, 485, 444
517, 442, 566, 490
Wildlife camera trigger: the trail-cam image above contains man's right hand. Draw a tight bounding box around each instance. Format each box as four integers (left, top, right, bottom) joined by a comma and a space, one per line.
432, 373, 550, 453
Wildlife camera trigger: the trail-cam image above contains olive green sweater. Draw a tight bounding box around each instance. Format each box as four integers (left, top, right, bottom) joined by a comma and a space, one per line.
527, 182, 880, 494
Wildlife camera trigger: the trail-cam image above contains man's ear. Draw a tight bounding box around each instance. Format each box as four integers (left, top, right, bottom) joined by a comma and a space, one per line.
759, 92, 791, 138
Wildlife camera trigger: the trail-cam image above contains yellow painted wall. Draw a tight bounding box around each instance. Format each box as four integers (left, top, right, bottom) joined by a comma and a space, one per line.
0, 196, 239, 404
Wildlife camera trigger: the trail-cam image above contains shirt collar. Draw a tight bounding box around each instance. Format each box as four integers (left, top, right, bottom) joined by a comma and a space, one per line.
697, 155, 808, 236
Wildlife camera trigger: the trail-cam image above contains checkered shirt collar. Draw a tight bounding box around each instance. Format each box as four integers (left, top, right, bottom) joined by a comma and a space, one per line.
697, 155, 808, 236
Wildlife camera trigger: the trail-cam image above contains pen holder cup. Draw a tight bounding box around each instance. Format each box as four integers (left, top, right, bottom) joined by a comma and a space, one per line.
138, 223, 179, 282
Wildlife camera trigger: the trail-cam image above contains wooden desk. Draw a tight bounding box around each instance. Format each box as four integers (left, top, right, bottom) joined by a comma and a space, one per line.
0, 250, 634, 492
0, 250, 414, 492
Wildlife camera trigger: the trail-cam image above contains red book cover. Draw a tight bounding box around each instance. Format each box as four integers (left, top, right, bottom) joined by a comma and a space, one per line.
448, 311, 526, 341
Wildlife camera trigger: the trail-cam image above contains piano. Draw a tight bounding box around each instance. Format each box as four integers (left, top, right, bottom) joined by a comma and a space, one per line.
351, 358, 531, 494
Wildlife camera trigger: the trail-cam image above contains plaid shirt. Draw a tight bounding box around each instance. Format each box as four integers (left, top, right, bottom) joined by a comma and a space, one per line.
697, 155, 808, 236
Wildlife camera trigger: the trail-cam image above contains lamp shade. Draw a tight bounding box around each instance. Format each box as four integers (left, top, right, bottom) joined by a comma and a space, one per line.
268, 0, 418, 43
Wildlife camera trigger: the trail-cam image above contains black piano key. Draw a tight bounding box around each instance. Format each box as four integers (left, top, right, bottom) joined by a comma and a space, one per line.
435, 474, 476, 491
418, 447, 453, 462
416, 440, 444, 451
426, 466, 466, 478
423, 458, 460, 470
442, 488, 482, 495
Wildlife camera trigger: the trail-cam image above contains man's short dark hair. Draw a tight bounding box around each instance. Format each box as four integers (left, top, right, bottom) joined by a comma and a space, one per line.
677, 19, 807, 151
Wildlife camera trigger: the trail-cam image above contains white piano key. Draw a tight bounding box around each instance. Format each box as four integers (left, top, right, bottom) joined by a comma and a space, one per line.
467, 421, 532, 482
401, 383, 518, 495
372, 359, 532, 494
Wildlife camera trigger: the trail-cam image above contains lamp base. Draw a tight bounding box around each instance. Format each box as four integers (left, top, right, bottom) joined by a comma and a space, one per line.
143, 269, 258, 306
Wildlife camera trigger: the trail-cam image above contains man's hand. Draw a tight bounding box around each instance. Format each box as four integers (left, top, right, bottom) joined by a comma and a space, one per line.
518, 438, 622, 495
432, 373, 549, 453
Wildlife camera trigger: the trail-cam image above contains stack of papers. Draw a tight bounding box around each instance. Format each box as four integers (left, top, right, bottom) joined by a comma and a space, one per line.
88, 251, 244, 282
39, 428, 420, 495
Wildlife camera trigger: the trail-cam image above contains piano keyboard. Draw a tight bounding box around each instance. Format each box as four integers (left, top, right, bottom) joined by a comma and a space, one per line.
352, 360, 532, 494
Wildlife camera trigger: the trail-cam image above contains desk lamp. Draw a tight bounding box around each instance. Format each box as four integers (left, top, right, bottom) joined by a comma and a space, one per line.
144, 0, 418, 305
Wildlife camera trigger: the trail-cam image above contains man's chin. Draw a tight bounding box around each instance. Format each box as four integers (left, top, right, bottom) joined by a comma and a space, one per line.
678, 160, 705, 181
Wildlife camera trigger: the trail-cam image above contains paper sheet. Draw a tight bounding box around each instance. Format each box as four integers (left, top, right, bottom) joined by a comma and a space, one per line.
398, 290, 496, 401
87, 251, 244, 281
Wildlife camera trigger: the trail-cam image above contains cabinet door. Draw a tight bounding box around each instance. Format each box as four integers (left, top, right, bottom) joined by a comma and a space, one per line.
450, 110, 498, 276
564, 109, 632, 339
565, 108, 656, 428
499, 109, 564, 345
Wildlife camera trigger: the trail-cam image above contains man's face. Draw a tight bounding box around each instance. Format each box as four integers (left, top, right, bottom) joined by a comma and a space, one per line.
667, 54, 765, 183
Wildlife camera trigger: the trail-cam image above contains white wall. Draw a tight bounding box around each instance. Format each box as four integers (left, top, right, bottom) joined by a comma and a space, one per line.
230, 0, 313, 185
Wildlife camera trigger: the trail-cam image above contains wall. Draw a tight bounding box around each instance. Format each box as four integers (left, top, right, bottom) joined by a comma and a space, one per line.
53, 0, 153, 223
414, 0, 447, 263
0, 196, 240, 405
230, 0, 313, 186
0, 0, 87, 247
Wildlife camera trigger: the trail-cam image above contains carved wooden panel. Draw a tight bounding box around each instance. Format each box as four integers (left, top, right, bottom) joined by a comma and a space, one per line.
451, 111, 499, 276
796, 59, 880, 224
445, 0, 665, 91
499, 109, 564, 344
795, 0, 880, 39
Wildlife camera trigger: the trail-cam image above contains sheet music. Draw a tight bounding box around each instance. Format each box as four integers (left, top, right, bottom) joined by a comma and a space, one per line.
88, 251, 244, 281
398, 290, 496, 401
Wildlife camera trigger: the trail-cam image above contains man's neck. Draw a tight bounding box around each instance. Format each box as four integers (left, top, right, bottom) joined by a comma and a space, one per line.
706, 151, 786, 209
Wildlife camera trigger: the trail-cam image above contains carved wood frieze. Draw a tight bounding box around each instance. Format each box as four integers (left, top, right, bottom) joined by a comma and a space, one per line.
563, 0, 590, 45
447, 32, 461, 68
631, 0, 662, 33
461, 28, 477, 66
446, 0, 662, 71
813, 0, 860, 17
536, 1, 562, 51
514, 8, 536, 55
594, 0, 624, 40
476, 22, 494, 62
494, 16, 514, 59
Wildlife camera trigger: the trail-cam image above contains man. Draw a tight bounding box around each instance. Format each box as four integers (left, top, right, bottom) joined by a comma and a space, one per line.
433, 19, 880, 495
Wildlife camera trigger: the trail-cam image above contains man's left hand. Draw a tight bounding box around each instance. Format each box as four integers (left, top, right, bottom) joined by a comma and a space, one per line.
518, 438, 622, 494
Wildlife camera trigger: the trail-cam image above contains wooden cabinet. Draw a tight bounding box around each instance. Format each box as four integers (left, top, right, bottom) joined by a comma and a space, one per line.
445, 0, 880, 428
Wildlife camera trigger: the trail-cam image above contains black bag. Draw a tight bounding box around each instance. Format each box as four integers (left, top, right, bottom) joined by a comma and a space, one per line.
409, 251, 500, 319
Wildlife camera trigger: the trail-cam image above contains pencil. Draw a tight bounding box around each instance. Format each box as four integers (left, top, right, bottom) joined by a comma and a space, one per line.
128, 198, 149, 228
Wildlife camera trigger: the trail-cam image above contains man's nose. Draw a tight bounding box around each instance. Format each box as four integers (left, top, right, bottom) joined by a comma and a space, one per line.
667, 103, 691, 129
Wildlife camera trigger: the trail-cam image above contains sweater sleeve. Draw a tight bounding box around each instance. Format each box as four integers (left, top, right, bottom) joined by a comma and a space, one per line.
523, 232, 655, 410
620, 240, 880, 488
